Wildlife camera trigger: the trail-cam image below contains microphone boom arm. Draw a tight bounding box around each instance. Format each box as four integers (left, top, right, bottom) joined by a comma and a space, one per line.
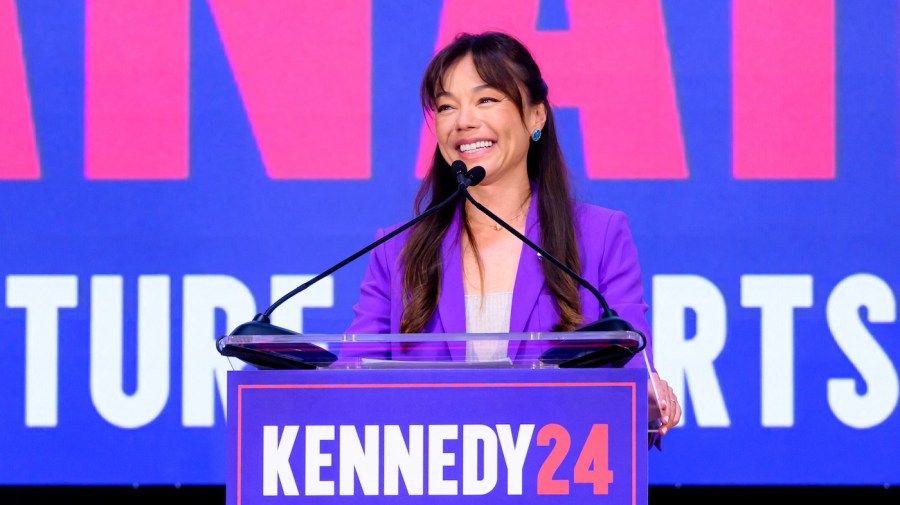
459, 176, 645, 361
460, 188, 614, 316
258, 187, 463, 323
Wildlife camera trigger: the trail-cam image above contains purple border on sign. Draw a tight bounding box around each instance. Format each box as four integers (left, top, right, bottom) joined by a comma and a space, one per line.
227, 369, 646, 504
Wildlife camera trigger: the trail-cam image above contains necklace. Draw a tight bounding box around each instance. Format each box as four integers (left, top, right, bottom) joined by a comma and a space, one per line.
489, 208, 526, 230
473, 197, 531, 231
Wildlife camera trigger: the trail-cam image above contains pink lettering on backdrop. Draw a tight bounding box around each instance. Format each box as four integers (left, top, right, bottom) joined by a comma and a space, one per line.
417, 0, 687, 179
85, 1, 189, 179
0, 0, 40, 180
208, 0, 371, 179
732, 1, 835, 179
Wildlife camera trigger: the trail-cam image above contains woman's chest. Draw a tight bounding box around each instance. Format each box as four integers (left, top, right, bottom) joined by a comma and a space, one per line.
461, 233, 524, 294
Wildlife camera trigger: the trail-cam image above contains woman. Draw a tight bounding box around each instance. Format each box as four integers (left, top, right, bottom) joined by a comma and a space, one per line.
346, 31, 681, 438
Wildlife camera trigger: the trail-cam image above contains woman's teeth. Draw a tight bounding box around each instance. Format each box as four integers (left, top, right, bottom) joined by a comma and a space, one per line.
460, 140, 493, 153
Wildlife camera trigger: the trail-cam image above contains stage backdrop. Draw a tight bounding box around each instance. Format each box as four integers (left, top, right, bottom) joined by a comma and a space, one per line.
1, 0, 897, 487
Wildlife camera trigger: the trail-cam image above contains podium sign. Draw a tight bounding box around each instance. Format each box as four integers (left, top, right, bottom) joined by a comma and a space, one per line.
227, 368, 648, 504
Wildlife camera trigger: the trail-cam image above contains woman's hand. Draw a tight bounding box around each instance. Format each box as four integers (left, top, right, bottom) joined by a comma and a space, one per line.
650, 372, 681, 435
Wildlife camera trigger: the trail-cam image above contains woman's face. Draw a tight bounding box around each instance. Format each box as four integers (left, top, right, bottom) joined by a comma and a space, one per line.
433, 54, 545, 185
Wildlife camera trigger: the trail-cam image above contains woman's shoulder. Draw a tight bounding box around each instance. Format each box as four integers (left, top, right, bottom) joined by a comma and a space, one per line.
372, 221, 412, 251
571, 200, 628, 228
379, 221, 407, 236
570, 201, 640, 268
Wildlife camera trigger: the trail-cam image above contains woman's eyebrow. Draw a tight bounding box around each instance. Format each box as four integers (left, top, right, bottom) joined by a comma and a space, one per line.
435, 84, 496, 100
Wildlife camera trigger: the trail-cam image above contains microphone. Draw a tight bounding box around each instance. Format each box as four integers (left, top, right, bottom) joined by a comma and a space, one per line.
466, 166, 486, 186
457, 163, 645, 366
452, 159, 469, 185
225, 160, 480, 339
218, 161, 482, 369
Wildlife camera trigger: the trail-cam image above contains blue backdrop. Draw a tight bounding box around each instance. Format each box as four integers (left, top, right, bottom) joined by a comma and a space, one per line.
0, 0, 897, 487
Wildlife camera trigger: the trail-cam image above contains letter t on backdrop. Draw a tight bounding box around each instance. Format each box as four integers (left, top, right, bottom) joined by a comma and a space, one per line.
732, 0, 835, 179
417, 0, 688, 179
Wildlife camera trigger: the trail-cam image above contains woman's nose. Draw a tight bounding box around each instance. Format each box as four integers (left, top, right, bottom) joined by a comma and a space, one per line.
456, 105, 479, 130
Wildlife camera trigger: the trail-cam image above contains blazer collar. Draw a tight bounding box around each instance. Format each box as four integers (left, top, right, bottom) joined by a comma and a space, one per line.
437, 188, 546, 341
437, 204, 467, 360
508, 188, 544, 333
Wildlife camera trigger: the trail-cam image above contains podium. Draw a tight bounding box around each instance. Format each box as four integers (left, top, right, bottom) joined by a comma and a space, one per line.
218, 331, 659, 504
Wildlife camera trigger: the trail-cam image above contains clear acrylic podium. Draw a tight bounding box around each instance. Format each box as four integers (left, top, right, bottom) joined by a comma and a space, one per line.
217, 330, 650, 370
218, 331, 659, 504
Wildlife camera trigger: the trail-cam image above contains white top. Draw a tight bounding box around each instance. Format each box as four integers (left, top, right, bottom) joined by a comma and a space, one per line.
464, 292, 513, 362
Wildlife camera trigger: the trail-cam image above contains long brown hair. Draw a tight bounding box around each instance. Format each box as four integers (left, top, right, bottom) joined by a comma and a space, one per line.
400, 31, 583, 333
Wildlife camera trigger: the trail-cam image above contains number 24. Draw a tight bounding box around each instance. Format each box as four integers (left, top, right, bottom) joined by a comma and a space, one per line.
537, 423, 613, 495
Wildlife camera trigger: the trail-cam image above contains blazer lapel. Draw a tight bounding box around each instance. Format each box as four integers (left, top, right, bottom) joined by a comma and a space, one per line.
508, 190, 545, 334
437, 208, 467, 361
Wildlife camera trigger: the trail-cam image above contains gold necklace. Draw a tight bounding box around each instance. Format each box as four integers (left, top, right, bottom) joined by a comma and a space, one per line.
474, 198, 531, 231
490, 207, 526, 230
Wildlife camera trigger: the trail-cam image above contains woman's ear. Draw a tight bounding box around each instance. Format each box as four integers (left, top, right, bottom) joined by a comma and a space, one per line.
530, 102, 547, 132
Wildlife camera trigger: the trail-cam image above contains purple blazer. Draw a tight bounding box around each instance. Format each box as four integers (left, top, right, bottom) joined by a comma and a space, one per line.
345, 190, 655, 371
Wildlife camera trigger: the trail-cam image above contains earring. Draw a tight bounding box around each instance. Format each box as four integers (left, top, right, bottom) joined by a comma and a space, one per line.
531, 129, 542, 142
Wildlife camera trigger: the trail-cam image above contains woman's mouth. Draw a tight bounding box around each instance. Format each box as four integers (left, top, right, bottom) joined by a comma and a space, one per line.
458, 140, 494, 156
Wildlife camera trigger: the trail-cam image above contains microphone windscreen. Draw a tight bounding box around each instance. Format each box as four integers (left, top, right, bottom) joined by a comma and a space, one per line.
450, 160, 468, 176
467, 166, 486, 186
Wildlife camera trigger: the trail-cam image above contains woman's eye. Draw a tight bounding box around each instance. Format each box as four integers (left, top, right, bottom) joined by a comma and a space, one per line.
478, 97, 500, 104
436, 104, 453, 113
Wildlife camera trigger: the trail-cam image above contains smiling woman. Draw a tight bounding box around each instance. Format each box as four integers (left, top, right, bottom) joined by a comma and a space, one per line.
345, 31, 682, 440
409, 31, 577, 334
431, 54, 544, 190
